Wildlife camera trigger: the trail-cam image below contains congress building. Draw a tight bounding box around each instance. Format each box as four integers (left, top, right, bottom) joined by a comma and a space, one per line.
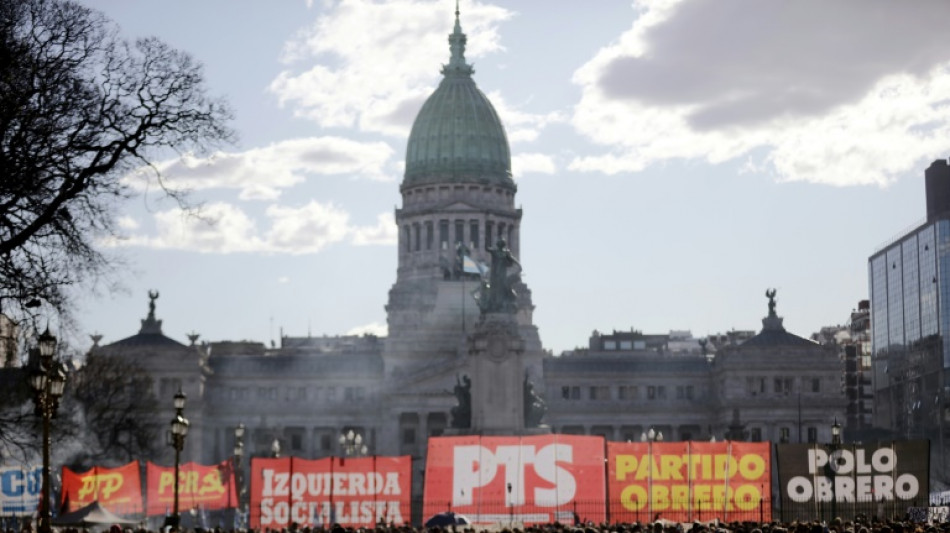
92, 7, 847, 500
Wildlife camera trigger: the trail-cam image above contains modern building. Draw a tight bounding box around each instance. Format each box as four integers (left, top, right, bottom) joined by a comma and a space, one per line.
869, 159, 950, 447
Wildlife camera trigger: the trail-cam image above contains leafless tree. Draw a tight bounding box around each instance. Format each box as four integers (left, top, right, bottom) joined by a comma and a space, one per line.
64, 351, 163, 468
0, 0, 233, 326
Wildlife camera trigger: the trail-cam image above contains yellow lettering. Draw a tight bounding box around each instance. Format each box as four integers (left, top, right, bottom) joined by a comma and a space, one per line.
738, 455, 767, 480
733, 484, 760, 511
620, 485, 648, 511
199, 472, 226, 496
158, 472, 174, 494
616, 455, 638, 481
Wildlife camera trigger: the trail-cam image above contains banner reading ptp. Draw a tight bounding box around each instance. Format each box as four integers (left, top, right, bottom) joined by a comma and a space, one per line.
61, 462, 143, 515
776, 440, 930, 521
608, 441, 771, 524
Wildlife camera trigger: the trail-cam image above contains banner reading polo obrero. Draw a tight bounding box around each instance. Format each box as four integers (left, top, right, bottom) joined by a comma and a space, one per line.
249, 456, 411, 529
776, 440, 929, 522
0, 464, 41, 515
608, 441, 771, 524
61, 462, 142, 515
424, 435, 607, 526
145, 461, 237, 516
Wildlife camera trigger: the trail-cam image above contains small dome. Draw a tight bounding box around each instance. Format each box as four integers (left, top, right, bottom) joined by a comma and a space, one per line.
403, 9, 513, 191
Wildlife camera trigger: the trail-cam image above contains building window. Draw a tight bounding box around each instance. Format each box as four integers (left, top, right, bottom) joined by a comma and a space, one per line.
470, 221, 479, 249
780, 427, 790, 443
455, 220, 464, 246
561, 386, 580, 400
657, 386, 667, 399
402, 428, 416, 445
439, 220, 449, 249
811, 378, 821, 393
485, 221, 494, 248
686, 386, 694, 400
647, 386, 656, 400
807, 427, 818, 443
604, 340, 616, 350
320, 434, 332, 451
590, 386, 609, 400
404, 226, 411, 252
750, 428, 762, 442
619, 386, 638, 400
426, 221, 433, 250
619, 340, 632, 350
498, 222, 506, 242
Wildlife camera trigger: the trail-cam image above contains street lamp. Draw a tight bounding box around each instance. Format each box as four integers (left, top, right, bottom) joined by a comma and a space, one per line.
827, 418, 841, 522
271, 438, 281, 458
27, 327, 66, 533
339, 429, 368, 457
168, 388, 189, 529
640, 427, 663, 442
233, 423, 245, 526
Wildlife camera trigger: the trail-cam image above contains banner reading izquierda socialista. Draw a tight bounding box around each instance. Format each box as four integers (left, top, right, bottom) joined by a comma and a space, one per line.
776, 440, 930, 522
608, 441, 771, 524
0, 464, 41, 516
249, 456, 411, 529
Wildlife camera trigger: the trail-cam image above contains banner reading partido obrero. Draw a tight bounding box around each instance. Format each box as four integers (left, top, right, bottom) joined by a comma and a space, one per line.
423, 435, 607, 525
146, 461, 237, 516
249, 456, 411, 529
608, 441, 771, 523
0, 464, 42, 516
776, 440, 929, 521
61, 462, 143, 515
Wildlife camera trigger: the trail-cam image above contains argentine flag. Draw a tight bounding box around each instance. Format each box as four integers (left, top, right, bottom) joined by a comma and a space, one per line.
462, 255, 486, 275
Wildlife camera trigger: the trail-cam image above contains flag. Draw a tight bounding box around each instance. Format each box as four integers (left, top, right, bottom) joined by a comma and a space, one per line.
462, 255, 485, 275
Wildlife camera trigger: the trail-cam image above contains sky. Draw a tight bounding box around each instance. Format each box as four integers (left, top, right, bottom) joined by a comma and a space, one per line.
65, 0, 950, 355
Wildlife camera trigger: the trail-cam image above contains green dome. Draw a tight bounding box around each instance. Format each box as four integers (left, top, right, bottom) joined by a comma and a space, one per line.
403, 10, 513, 191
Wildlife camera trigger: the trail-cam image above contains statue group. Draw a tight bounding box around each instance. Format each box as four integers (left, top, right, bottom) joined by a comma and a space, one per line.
475, 238, 521, 314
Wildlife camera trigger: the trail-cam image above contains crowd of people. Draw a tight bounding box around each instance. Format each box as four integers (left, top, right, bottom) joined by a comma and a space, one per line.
11, 515, 950, 533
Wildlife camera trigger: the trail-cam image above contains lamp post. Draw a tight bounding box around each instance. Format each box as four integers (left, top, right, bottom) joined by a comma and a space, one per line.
828, 418, 841, 522
27, 328, 66, 533
339, 429, 368, 457
233, 423, 245, 527
169, 388, 189, 529
271, 439, 281, 458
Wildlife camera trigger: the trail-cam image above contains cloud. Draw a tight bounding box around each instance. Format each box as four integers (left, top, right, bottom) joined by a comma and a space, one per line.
513, 153, 556, 176
269, 0, 513, 136
127, 137, 395, 200
571, 0, 950, 185
351, 212, 398, 245
111, 201, 395, 254
484, 90, 567, 143
345, 321, 388, 337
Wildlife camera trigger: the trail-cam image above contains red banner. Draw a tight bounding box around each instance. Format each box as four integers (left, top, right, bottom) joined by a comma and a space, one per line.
423, 435, 607, 525
608, 441, 771, 523
61, 462, 143, 515
249, 456, 411, 529
145, 461, 237, 516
